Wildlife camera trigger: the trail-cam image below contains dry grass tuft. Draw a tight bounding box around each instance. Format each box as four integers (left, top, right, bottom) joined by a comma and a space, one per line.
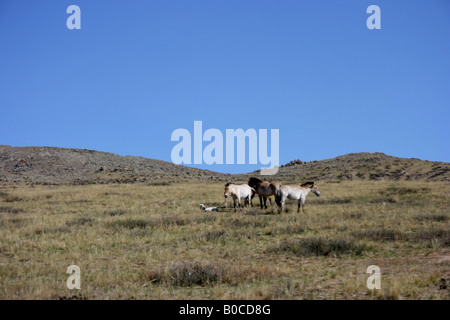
410, 229, 450, 246
310, 198, 352, 205
353, 229, 405, 241
0, 207, 25, 214
198, 229, 226, 242
274, 225, 305, 235
3, 195, 23, 202
343, 212, 364, 219
109, 219, 149, 230
147, 261, 225, 286
414, 214, 448, 222
105, 209, 126, 216
380, 186, 431, 196
143, 261, 275, 287
276, 237, 368, 257
66, 217, 95, 227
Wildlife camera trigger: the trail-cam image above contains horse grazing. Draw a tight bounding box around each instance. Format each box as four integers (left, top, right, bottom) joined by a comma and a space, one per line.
248, 177, 282, 209
224, 183, 254, 211
275, 181, 320, 213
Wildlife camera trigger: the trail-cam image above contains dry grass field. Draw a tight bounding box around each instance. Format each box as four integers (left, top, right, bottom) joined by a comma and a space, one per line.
0, 180, 449, 300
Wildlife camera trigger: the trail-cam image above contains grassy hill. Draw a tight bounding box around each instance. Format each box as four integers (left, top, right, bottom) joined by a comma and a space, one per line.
0, 145, 224, 184
0, 146, 449, 185
243, 152, 450, 183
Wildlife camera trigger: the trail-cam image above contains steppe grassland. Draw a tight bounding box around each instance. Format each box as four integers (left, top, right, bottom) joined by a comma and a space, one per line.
0, 180, 448, 299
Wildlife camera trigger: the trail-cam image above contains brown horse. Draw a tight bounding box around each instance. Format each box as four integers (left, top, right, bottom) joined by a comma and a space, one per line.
248, 177, 282, 209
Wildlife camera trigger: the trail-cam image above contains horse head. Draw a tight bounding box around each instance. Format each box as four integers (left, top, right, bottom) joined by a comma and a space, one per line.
224, 183, 232, 198
302, 181, 321, 196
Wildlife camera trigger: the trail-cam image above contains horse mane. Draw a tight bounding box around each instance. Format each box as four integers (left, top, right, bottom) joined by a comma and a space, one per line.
225, 182, 231, 187
248, 177, 263, 187
301, 181, 315, 188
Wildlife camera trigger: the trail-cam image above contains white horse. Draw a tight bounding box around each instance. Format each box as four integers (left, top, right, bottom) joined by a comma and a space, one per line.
275, 181, 321, 213
199, 204, 219, 212
224, 183, 253, 211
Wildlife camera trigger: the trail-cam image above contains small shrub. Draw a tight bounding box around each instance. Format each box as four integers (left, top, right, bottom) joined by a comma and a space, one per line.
369, 197, 397, 204
0, 207, 24, 214
353, 229, 405, 241
66, 217, 95, 226
105, 209, 126, 216
409, 229, 449, 246
146, 261, 224, 286
343, 212, 364, 219
191, 215, 217, 224
143, 261, 272, 287
110, 219, 149, 229
3, 195, 23, 203
35, 227, 71, 235
202, 230, 225, 242
275, 225, 305, 235
147, 182, 171, 186
414, 214, 448, 222
226, 217, 269, 228
157, 215, 188, 227
6, 218, 27, 227
277, 237, 367, 256
380, 186, 431, 196
310, 198, 352, 205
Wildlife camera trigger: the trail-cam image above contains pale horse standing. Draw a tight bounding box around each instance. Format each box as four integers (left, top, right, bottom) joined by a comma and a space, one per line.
224, 183, 254, 211
275, 181, 321, 213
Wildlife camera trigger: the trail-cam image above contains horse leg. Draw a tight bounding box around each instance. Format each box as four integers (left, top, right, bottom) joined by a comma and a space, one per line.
279, 196, 285, 214
297, 200, 301, 213
258, 195, 263, 209
263, 196, 268, 209
237, 197, 242, 211
268, 197, 273, 207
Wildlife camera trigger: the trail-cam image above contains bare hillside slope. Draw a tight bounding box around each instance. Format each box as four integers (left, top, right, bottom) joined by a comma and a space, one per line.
1, 146, 448, 184
0, 145, 223, 184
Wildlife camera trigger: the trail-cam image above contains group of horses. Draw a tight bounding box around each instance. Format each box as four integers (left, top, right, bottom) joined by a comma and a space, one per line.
224, 177, 321, 213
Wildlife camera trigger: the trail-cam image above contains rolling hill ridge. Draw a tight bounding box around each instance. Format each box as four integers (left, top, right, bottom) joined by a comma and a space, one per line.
0, 145, 448, 184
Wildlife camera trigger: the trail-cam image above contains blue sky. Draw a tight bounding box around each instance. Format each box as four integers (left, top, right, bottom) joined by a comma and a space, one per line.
1, 0, 449, 173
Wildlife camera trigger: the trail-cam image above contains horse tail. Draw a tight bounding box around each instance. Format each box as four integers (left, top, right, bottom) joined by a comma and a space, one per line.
275, 193, 281, 207
250, 187, 256, 199
274, 184, 282, 206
